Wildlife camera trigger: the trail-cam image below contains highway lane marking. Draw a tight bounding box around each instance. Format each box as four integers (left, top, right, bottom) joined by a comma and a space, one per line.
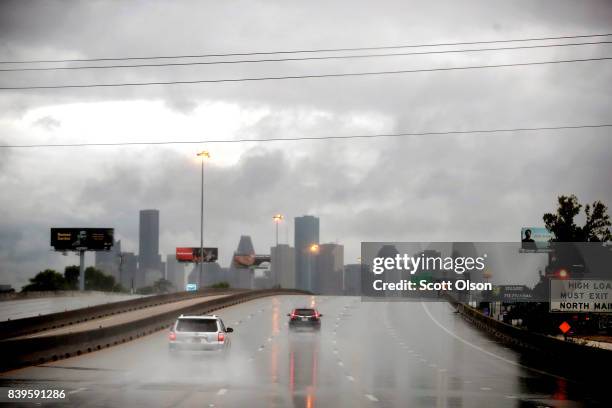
420, 302, 569, 381
346, 375, 355, 382
68, 387, 87, 395
365, 394, 379, 402
217, 388, 227, 396
480, 387, 492, 391
338, 361, 344, 367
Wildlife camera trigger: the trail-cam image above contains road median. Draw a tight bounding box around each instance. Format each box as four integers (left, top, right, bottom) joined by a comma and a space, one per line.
0, 288, 244, 340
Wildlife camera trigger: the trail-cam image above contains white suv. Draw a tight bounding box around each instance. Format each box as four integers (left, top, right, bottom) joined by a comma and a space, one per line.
168, 315, 233, 354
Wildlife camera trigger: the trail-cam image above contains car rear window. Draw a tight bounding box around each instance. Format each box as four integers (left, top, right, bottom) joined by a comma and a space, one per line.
295, 309, 315, 316
176, 318, 218, 332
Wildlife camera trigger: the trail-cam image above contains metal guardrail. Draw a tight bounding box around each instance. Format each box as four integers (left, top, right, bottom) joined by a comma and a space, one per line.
0, 289, 309, 372
0, 288, 245, 340
450, 298, 612, 375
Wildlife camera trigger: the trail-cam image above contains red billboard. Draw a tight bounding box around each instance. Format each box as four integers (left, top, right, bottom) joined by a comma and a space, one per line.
176, 247, 218, 263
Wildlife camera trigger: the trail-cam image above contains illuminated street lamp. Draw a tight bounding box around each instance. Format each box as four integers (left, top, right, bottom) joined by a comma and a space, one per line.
197, 150, 211, 287
272, 214, 284, 247
307, 243, 320, 292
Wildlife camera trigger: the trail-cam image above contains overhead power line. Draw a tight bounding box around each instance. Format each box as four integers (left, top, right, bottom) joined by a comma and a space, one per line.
1, 32, 611, 65
2, 124, 610, 149
0, 40, 610, 72
0, 56, 609, 90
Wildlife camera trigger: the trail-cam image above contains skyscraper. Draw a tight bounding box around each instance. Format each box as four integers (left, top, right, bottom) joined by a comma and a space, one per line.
271, 244, 295, 288
138, 209, 163, 286
294, 215, 319, 292
95, 239, 122, 280
227, 235, 255, 289
120, 252, 138, 291
166, 254, 185, 292
315, 243, 344, 294
343, 263, 362, 295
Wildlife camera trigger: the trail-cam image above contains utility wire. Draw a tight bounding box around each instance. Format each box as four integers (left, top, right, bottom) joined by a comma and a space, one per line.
1, 32, 611, 65
0, 56, 609, 90
2, 124, 610, 149
0, 41, 610, 72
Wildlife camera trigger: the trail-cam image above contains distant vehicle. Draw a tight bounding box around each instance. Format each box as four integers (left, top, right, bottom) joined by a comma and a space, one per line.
287, 308, 322, 330
168, 315, 233, 355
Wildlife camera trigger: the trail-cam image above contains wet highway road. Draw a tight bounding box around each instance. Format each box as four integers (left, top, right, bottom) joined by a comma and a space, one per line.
0, 295, 606, 407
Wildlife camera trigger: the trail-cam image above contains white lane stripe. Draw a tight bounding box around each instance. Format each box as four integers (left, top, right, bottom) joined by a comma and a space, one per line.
68, 387, 86, 395
338, 361, 344, 367
365, 394, 379, 402
217, 388, 227, 395
346, 375, 355, 382
421, 302, 568, 381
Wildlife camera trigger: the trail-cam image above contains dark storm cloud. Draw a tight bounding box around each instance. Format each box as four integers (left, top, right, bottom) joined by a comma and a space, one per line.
0, 0, 611, 288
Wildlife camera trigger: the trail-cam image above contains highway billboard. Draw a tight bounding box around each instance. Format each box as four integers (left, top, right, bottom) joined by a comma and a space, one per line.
50, 228, 114, 251
233, 254, 271, 268
520, 227, 553, 251
176, 247, 218, 263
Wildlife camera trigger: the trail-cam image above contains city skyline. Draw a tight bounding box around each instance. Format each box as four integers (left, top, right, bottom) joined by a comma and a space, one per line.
1, 2, 610, 290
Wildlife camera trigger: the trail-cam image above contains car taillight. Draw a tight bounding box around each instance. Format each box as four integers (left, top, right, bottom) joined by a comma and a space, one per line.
218, 332, 225, 342
169, 331, 176, 341
314, 311, 320, 318
290, 313, 297, 320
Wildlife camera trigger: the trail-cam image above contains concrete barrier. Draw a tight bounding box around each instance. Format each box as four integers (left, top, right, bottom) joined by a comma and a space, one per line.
0, 289, 309, 372
0, 290, 129, 302
0, 288, 245, 340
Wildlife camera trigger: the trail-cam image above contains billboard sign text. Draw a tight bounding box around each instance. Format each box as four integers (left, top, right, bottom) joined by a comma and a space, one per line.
176, 247, 218, 263
550, 279, 612, 312
50, 228, 114, 251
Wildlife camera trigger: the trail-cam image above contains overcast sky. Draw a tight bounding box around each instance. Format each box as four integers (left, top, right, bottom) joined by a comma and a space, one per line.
0, 1, 611, 289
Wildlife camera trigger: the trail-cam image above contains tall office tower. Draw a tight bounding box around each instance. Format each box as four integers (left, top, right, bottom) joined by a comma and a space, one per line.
120, 252, 138, 291
294, 215, 319, 292
315, 243, 344, 295
95, 239, 122, 280
343, 264, 362, 295
271, 244, 295, 288
228, 235, 255, 289
187, 263, 225, 286
138, 209, 163, 285
166, 254, 185, 292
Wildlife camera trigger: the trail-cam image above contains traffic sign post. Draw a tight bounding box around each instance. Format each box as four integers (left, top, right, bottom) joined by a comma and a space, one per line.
79, 249, 85, 291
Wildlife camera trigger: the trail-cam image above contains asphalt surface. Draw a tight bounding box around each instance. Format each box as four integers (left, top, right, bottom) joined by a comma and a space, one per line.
16, 294, 230, 339
0, 293, 145, 321
0, 295, 607, 407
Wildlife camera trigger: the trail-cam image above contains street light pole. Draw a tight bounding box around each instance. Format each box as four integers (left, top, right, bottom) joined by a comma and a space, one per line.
272, 214, 284, 247
197, 151, 210, 289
